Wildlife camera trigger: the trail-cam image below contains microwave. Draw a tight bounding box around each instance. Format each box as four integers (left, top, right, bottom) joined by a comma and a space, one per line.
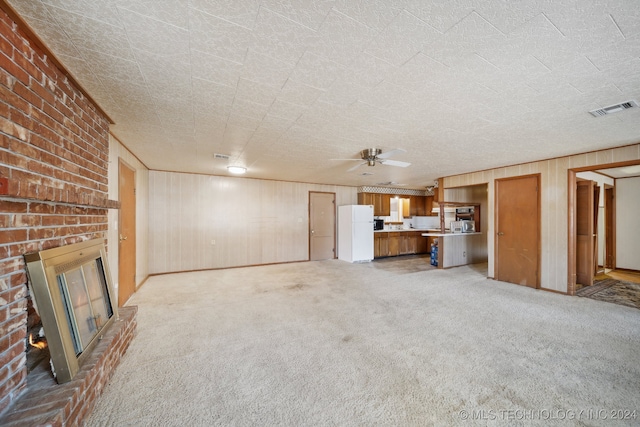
450, 220, 475, 233
374, 219, 384, 230
461, 220, 475, 233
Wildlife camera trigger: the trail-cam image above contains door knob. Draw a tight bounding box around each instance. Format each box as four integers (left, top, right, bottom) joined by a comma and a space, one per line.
119, 234, 128, 241
497, 232, 504, 236
310, 230, 315, 234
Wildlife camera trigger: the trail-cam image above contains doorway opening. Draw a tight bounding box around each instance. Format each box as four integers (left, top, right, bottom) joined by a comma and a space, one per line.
568, 160, 640, 296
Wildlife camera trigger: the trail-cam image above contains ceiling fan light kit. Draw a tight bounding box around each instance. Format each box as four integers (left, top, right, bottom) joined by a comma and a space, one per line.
362, 148, 382, 166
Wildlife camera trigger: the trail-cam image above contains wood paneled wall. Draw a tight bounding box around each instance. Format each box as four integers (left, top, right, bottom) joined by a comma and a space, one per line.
443, 143, 640, 293
148, 171, 357, 274
107, 136, 149, 290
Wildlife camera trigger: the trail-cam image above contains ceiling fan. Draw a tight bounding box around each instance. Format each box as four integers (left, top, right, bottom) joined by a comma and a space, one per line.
333, 148, 411, 172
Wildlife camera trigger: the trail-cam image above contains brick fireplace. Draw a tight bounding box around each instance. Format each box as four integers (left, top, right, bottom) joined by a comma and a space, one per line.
0, 3, 136, 424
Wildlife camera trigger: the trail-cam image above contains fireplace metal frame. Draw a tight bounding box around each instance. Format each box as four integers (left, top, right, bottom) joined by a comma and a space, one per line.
25, 238, 118, 383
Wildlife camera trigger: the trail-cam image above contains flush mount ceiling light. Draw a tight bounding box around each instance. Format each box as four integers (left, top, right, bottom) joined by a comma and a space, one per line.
620, 165, 640, 174
227, 166, 247, 174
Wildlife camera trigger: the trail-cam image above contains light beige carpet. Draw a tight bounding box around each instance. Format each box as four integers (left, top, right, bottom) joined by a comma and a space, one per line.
86, 260, 640, 426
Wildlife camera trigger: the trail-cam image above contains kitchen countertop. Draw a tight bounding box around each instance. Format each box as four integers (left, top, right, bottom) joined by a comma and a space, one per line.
374, 229, 435, 233
421, 232, 482, 237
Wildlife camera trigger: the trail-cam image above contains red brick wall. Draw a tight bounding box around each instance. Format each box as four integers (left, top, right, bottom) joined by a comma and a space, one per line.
0, 6, 117, 414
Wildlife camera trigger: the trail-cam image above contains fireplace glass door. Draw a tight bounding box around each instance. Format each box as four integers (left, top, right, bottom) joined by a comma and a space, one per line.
25, 239, 118, 383
57, 259, 113, 356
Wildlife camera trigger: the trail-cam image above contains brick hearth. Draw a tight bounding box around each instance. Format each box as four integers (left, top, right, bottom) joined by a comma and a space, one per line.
0, 306, 137, 426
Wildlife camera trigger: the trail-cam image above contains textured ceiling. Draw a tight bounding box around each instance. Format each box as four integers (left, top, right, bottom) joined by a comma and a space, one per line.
6, 0, 640, 189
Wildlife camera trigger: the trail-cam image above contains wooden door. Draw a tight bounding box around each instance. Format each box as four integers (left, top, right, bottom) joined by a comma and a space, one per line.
118, 160, 136, 306
604, 185, 615, 269
495, 174, 540, 288
309, 192, 335, 260
576, 180, 595, 286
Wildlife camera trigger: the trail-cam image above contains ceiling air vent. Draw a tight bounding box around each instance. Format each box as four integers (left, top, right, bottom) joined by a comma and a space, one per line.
589, 100, 638, 117
213, 153, 230, 160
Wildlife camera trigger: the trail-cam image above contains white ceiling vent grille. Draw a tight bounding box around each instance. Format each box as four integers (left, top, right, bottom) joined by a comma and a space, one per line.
589, 100, 638, 117
213, 153, 230, 160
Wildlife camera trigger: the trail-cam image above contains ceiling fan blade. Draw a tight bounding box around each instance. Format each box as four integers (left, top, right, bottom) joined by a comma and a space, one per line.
377, 148, 407, 159
379, 159, 411, 168
347, 162, 366, 172
330, 158, 365, 161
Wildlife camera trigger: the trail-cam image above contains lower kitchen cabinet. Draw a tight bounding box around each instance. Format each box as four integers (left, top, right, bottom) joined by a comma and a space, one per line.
374, 233, 389, 258
399, 232, 417, 255
417, 234, 431, 254
374, 231, 430, 258
388, 233, 400, 256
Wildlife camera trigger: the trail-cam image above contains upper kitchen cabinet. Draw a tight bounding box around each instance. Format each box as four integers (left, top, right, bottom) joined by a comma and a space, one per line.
377, 194, 391, 216
409, 195, 435, 216
425, 196, 434, 215
358, 193, 374, 206
358, 193, 390, 216
359, 192, 433, 216
410, 196, 426, 216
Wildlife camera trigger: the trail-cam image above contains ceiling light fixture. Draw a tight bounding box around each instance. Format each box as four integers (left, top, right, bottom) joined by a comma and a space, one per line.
620, 165, 640, 174
227, 166, 247, 174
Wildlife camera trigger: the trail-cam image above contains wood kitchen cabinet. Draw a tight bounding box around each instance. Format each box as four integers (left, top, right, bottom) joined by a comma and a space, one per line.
409, 196, 427, 216
374, 233, 388, 258
401, 198, 411, 218
417, 232, 431, 254
378, 194, 390, 216
409, 196, 417, 216
399, 232, 417, 255
425, 196, 434, 216
358, 193, 390, 216
388, 233, 400, 256
358, 192, 374, 206
374, 231, 431, 258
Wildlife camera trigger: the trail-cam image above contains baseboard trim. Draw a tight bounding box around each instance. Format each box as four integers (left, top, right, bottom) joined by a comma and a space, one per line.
540, 287, 568, 295
613, 267, 640, 274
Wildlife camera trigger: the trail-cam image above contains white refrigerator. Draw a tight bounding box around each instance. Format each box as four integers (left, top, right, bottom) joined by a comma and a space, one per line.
338, 205, 374, 263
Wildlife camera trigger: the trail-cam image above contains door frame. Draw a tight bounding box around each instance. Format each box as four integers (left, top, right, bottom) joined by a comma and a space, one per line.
494, 173, 541, 289
308, 191, 336, 261
568, 159, 639, 295
604, 184, 615, 270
